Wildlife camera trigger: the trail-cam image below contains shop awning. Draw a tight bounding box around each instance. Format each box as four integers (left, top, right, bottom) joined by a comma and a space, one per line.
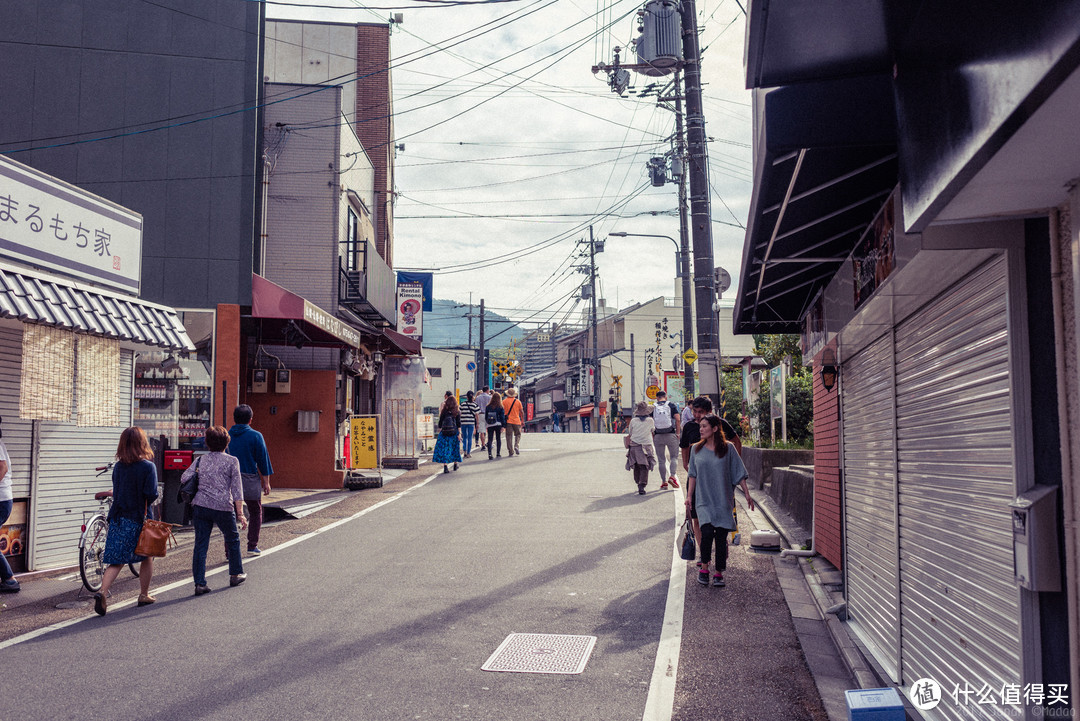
0, 265, 194, 350
381, 328, 421, 356
250, 273, 363, 348
577, 404, 594, 416
733, 79, 898, 335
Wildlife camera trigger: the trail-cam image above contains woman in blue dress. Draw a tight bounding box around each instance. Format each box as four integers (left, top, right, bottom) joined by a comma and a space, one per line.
433, 394, 462, 473
95, 426, 159, 615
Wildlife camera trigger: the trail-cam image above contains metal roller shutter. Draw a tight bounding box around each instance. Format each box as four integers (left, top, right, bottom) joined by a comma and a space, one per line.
842, 331, 901, 680
894, 255, 1020, 718
32, 350, 133, 570
0, 326, 32, 498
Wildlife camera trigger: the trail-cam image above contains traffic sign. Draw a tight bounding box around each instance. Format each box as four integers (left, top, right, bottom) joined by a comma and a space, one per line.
646, 384, 660, 400
466, 361, 477, 372
682, 348, 698, 365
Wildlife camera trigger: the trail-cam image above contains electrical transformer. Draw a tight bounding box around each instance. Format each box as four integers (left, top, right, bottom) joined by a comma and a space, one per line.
634, 0, 682, 77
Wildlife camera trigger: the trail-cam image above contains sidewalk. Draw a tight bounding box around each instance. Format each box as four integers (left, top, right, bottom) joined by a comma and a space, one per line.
746, 487, 912, 720
0, 474, 410, 615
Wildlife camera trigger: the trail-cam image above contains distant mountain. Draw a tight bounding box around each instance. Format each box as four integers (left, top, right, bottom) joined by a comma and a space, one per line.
421, 298, 527, 349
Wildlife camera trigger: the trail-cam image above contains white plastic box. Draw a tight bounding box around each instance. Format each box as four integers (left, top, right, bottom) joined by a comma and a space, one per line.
749, 528, 782, 550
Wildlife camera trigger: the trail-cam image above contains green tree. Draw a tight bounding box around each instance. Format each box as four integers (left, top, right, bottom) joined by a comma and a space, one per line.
749, 363, 814, 446
752, 334, 805, 372
718, 368, 744, 431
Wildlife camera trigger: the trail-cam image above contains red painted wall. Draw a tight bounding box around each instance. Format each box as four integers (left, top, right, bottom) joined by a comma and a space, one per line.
214, 304, 241, 428
245, 370, 341, 489
812, 347, 842, 569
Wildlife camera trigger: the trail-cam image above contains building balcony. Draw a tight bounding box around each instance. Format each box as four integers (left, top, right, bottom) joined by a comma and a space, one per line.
339, 239, 396, 326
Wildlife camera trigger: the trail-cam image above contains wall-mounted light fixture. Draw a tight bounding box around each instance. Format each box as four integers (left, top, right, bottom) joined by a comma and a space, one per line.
373, 350, 385, 365
820, 347, 838, 392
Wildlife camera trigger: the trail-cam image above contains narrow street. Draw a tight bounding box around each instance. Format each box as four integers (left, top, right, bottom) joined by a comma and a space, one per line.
2, 434, 829, 721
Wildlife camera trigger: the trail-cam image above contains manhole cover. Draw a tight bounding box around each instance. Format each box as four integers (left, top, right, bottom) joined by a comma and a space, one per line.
56, 601, 90, 609
481, 633, 597, 674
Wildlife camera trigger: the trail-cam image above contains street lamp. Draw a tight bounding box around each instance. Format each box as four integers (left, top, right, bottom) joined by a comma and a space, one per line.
608, 231, 695, 400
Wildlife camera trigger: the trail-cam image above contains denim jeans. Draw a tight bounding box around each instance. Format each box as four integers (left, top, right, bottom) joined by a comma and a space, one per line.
0, 499, 14, 581
461, 425, 474, 456
192, 504, 244, 586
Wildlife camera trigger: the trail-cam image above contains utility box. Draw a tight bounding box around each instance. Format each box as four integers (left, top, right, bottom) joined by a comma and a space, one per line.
845, 688, 905, 721
251, 369, 268, 393
275, 369, 292, 394
1009, 484, 1061, 592
634, 0, 682, 76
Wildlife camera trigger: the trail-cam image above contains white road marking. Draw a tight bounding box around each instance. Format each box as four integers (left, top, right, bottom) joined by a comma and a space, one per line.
641, 486, 687, 721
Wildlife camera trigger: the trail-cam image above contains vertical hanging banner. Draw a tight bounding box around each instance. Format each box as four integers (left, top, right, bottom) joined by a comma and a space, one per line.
396, 282, 424, 340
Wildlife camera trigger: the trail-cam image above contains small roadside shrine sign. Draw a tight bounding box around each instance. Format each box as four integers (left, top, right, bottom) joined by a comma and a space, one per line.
349, 416, 379, 470
417, 414, 435, 440
0, 153, 143, 294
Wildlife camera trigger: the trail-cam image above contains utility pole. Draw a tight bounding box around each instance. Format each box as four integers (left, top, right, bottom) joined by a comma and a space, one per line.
673, 67, 695, 401
630, 332, 636, 409
589, 225, 600, 434
478, 298, 486, 389
467, 292, 473, 350
680, 0, 719, 408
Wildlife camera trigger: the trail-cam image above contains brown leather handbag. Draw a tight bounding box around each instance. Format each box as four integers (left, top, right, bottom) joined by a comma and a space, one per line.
134, 503, 177, 558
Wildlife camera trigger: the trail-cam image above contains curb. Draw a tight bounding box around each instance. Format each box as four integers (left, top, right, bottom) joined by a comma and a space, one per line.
750, 489, 880, 691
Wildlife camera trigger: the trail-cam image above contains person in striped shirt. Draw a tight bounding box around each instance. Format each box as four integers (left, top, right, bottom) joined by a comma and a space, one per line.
459, 391, 481, 459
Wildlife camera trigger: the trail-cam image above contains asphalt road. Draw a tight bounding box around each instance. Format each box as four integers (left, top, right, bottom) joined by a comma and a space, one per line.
2, 434, 677, 721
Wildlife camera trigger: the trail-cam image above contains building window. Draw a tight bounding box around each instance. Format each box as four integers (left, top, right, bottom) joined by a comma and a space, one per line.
346, 208, 359, 272
429, 367, 442, 377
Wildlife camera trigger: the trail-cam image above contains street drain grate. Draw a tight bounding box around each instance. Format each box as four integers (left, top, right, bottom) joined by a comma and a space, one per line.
481, 633, 597, 674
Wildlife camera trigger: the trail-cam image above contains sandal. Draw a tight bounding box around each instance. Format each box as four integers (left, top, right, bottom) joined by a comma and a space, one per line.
137, 594, 157, 607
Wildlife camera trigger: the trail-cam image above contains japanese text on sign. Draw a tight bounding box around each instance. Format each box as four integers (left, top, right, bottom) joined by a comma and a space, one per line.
0, 154, 142, 294
349, 416, 378, 470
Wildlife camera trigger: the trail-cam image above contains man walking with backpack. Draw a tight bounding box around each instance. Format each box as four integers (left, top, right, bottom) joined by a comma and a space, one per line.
651, 391, 681, 490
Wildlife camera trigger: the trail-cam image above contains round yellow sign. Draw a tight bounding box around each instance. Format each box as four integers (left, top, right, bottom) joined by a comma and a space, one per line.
646, 384, 660, 400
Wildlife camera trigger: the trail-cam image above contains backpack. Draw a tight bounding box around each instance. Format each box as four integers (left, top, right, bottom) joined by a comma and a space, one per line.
439, 413, 457, 437
485, 406, 502, 427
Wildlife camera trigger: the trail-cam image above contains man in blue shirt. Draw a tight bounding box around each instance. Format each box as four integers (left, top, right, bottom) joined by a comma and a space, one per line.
228, 404, 274, 555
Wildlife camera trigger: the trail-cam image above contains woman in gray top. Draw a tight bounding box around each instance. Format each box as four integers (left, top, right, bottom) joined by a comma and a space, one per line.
685, 415, 754, 588
182, 425, 248, 595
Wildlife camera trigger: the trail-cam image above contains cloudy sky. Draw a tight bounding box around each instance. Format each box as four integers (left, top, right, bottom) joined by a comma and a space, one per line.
270, 0, 752, 327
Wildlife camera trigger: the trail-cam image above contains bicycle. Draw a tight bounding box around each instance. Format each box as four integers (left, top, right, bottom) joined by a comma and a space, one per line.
78, 463, 140, 593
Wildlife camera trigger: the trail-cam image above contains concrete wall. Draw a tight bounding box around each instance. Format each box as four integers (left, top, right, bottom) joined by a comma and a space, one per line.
263, 83, 340, 312
0, 1, 263, 308
769, 466, 814, 533
740, 447, 814, 490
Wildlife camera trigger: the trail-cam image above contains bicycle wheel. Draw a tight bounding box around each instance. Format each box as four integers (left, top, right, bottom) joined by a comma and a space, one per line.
79, 516, 109, 592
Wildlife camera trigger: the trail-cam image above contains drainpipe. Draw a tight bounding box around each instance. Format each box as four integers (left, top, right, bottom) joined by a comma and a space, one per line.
1052, 202, 1080, 697
259, 154, 271, 274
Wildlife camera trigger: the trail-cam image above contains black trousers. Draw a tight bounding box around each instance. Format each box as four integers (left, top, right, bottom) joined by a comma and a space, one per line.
699, 523, 730, 571
487, 426, 503, 455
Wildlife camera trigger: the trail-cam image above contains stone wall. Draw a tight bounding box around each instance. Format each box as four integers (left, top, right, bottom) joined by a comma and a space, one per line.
741, 447, 814, 490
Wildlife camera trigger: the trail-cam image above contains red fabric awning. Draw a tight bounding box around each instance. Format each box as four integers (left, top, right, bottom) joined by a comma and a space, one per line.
577, 404, 594, 416
250, 273, 362, 348
382, 328, 421, 356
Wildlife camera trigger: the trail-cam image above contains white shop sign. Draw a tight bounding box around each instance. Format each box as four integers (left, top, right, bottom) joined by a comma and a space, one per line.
0, 154, 142, 294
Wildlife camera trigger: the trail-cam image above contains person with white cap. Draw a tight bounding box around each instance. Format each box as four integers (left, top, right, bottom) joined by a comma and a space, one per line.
624, 401, 657, 494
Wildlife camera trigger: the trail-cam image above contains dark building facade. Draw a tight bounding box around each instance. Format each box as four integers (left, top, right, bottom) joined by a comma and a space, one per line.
0, 0, 264, 308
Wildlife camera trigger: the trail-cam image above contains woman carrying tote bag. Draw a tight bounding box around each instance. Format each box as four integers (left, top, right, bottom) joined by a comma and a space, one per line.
95, 426, 159, 616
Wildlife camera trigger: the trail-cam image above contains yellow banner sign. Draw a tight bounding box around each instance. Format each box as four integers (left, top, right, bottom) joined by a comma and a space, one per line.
349, 416, 378, 470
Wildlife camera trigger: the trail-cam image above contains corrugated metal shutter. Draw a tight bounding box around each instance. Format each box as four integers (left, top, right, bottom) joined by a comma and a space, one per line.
0, 325, 33, 498
31, 350, 133, 570
894, 255, 1021, 718
842, 331, 901, 681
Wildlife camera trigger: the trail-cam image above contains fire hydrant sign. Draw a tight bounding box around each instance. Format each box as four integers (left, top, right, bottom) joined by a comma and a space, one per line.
349, 416, 378, 470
